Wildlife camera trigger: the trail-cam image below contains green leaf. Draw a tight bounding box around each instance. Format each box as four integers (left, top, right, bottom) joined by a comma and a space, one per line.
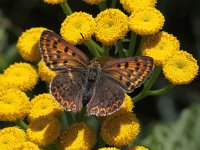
0, 44, 20, 71
138, 104, 200, 150
0, 27, 8, 52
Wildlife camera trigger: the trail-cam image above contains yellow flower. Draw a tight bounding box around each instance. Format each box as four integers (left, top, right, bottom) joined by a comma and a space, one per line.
60, 12, 96, 45
0, 75, 7, 88
38, 60, 56, 82
83, 0, 105, 5
0, 88, 31, 121
60, 122, 96, 150
1, 63, 39, 91
101, 112, 140, 146
119, 94, 134, 112
163, 50, 199, 85
14, 141, 39, 150
17, 27, 47, 61
120, 0, 157, 13
43, 0, 65, 4
0, 127, 27, 150
28, 93, 63, 121
129, 7, 165, 35
98, 148, 120, 150
142, 31, 180, 66
27, 116, 61, 148
95, 8, 129, 45
128, 146, 149, 150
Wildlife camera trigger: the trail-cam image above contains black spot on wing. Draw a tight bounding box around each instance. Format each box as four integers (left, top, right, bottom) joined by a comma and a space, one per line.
117, 64, 121, 68
125, 62, 129, 68
72, 52, 76, 57
64, 47, 68, 52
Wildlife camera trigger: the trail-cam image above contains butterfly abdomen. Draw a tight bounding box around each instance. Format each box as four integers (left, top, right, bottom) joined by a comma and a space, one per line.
82, 66, 102, 105
82, 82, 95, 105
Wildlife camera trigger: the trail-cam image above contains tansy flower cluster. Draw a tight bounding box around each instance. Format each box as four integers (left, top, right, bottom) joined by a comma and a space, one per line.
0, 126, 39, 150
0, 0, 199, 150
141, 31, 198, 85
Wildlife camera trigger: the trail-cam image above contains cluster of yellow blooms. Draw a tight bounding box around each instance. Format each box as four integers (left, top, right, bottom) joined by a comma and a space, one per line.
0, 0, 199, 149
59, 6, 164, 45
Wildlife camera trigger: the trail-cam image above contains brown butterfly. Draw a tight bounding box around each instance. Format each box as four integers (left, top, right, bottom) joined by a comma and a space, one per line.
39, 30, 154, 116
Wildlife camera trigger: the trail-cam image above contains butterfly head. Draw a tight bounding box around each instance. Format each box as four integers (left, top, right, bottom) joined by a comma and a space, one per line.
89, 59, 101, 69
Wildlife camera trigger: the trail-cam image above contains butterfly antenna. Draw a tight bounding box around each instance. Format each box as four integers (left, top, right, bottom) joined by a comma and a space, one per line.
80, 33, 84, 39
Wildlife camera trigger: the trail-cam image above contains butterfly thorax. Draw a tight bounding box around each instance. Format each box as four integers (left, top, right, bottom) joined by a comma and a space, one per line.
82, 62, 102, 105
87, 61, 102, 82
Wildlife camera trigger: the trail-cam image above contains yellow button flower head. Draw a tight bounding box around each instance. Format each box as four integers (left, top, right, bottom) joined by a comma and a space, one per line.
142, 31, 180, 66
17, 27, 46, 61
60, 122, 96, 150
2, 62, 39, 91
95, 9, 129, 45
0, 88, 31, 121
129, 7, 165, 35
0, 127, 27, 149
38, 60, 56, 82
28, 93, 63, 121
128, 146, 149, 150
43, 0, 65, 5
14, 141, 40, 150
99, 148, 120, 150
119, 94, 134, 112
60, 12, 96, 45
27, 116, 61, 148
163, 50, 199, 85
101, 112, 140, 146
83, 0, 106, 5
120, 0, 157, 13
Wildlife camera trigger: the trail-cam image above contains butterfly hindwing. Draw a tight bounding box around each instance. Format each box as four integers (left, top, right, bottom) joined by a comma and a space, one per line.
87, 74, 125, 116
50, 70, 86, 112
103, 56, 154, 93
40, 30, 89, 71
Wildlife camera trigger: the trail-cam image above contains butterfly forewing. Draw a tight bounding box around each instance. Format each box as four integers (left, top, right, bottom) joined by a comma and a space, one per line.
103, 56, 154, 93
40, 30, 89, 71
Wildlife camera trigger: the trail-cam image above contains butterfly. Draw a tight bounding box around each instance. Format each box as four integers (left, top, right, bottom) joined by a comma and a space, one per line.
39, 30, 154, 116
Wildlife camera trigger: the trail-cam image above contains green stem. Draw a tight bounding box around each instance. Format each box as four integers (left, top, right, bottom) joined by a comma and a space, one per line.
111, 0, 117, 8
65, 111, 74, 125
16, 119, 28, 130
98, 1, 107, 11
133, 66, 162, 102
99, 136, 106, 148
78, 107, 86, 122
127, 32, 137, 57
45, 143, 59, 150
60, 1, 72, 15
96, 122, 106, 148
102, 44, 109, 56
60, 111, 68, 131
121, 145, 128, 150
147, 83, 175, 96
84, 39, 102, 57
116, 40, 125, 58
135, 36, 148, 56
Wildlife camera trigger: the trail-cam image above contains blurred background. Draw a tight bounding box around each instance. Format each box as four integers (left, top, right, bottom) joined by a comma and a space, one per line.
0, 0, 200, 149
